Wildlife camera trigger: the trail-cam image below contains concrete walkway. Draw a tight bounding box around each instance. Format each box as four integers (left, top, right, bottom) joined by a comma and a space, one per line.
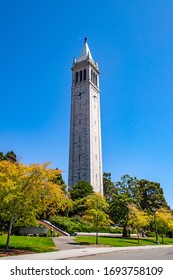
53, 236, 87, 250
1, 236, 173, 260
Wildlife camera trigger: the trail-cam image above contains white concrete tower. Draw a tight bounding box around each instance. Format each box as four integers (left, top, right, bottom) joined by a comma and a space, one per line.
68, 38, 103, 194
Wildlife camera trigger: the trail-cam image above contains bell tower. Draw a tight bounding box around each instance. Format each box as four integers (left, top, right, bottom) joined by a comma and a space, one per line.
68, 38, 103, 194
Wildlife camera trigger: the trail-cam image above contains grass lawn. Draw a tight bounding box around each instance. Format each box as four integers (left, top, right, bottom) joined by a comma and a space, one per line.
0, 235, 57, 254
75, 236, 173, 247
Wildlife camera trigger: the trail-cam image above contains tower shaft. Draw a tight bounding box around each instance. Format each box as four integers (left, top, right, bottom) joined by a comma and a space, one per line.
68, 39, 103, 194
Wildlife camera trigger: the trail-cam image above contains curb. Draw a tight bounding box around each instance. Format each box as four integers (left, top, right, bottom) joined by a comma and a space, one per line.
1, 245, 173, 260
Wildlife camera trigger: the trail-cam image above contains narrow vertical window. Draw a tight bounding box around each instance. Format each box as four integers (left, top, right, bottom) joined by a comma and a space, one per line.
93, 73, 95, 84
80, 70, 82, 81
91, 70, 93, 82
94, 73, 96, 85
75, 72, 78, 83
83, 69, 86, 80
93, 72, 95, 83
95, 75, 97, 86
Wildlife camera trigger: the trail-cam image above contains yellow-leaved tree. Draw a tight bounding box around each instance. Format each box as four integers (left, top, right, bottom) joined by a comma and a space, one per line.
128, 204, 150, 243
0, 160, 71, 251
82, 193, 113, 244
155, 207, 173, 243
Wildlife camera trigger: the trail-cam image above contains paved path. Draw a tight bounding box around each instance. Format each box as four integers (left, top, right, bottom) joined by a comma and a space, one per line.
1, 236, 173, 260
52, 236, 87, 250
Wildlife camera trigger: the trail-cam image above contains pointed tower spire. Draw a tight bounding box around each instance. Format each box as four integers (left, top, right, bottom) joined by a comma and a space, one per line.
78, 37, 93, 62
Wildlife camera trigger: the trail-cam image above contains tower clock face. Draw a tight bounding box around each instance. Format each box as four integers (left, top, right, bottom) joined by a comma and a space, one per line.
75, 90, 85, 100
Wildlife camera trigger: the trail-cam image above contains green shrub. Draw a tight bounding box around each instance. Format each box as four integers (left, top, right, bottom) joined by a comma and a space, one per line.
49, 216, 84, 234
145, 230, 156, 237
49, 216, 120, 235
109, 227, 123, 234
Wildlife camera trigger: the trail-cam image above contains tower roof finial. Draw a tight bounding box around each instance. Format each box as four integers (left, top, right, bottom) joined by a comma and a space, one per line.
78, 37, 93, 62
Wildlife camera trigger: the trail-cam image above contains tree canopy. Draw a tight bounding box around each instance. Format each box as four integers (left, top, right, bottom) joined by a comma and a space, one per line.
70, 180, 94, 201
52, 167, 67, 193
108, 174, 169, 237
128, 204, 150, 243
137, 179, 168, 212
0, 160, 71, 250
82, 193, 113, 244
103, 172, 116, 201
155, 207, 173, 243
0, 151, 17, 163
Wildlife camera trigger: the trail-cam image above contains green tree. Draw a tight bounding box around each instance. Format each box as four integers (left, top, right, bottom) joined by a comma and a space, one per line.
109, 192, 130, 237
82, 193, 113, 244
137, 179, 168, 212
0, 151, 17, 162
52, 168, 67, 193
50, 168, 72, 217
70, 197, 87, 216
109, 175, 139, 237
103, 172, 116, 201
0, 152, 4, 161
4, 151, 17, 163
0, 160, 70, 251
70, 181, 94, 201
69, 181, 94, 216
116, 175, 139, 204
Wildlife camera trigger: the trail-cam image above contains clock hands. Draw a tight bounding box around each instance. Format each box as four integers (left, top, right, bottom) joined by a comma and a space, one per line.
75, 91, 97, 101
75, 90, 85, 100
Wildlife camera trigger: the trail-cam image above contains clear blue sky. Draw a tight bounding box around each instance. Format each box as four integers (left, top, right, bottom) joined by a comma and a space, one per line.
1, 1, 173, 208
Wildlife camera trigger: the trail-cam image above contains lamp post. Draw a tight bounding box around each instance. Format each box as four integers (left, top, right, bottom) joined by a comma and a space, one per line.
153, 208, 160, 244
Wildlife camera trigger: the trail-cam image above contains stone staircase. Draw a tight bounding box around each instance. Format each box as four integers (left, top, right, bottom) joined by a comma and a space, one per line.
39, 220, 70, 236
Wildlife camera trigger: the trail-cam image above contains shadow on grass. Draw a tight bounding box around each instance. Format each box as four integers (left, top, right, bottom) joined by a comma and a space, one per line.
68, 242, 90, 246
112, 237, 157, 246
0, 244, 57, 253
75, 236, 167, 247
77, 242, 91, 245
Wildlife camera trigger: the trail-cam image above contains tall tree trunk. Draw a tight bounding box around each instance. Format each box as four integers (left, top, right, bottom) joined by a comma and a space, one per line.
137, 232, 140, 244
122, 225, 129, 237
96, 215, 98, 244
5, 216, 14, 252
96, 230, 98, 245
